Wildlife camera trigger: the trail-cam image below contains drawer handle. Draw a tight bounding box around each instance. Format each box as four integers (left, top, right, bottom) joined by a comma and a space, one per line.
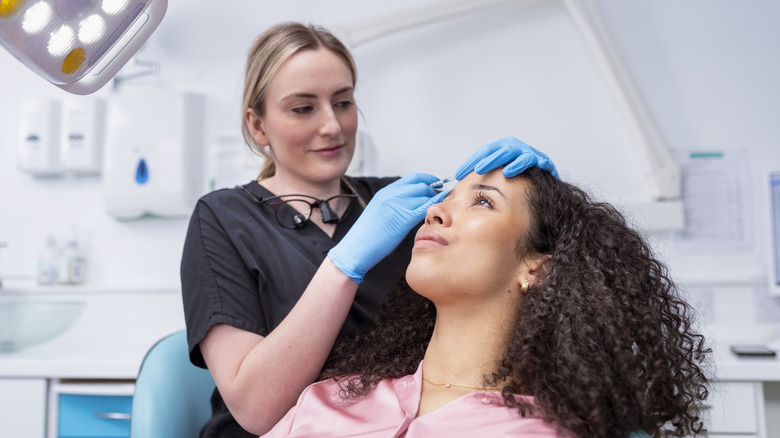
94, 412, 131, 421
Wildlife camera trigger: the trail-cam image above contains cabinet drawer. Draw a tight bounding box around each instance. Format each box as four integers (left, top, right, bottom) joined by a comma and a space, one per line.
704, 381, 759, 434
58, 393, 132, 437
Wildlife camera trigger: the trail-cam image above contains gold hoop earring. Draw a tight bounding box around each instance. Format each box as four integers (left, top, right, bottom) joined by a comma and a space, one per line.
520, 281, 529, 293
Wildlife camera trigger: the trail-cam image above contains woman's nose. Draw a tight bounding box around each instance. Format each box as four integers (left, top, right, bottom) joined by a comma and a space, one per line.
318, 106, 342, 137
425, 199, 451, 226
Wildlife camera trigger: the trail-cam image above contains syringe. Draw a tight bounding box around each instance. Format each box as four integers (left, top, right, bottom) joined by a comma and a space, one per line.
429, 177, 454, 190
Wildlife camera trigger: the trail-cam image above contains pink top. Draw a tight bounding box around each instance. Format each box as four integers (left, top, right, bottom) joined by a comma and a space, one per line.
260, 362, 565, 438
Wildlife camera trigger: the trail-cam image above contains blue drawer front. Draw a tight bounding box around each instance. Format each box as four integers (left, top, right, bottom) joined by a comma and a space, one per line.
59, 393, 132, 437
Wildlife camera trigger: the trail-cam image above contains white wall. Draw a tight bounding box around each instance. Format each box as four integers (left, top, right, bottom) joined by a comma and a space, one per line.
1, 0, 779, 335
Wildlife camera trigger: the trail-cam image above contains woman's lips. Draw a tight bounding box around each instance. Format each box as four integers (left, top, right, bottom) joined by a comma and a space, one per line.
313, 144, 344, 157
414, 228, 448, 249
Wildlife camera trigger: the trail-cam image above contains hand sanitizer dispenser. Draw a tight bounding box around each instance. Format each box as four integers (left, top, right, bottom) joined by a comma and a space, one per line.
17, 99, 63, 176
103, 91, 204, 220
60, 98, 106, 175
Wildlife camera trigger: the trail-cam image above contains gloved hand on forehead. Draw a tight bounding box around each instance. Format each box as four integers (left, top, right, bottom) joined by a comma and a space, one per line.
455, 137, 558, 180
328, 173, 448, 284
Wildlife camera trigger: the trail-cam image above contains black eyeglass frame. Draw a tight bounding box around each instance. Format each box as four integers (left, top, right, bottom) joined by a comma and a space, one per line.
260, 193, 358, 229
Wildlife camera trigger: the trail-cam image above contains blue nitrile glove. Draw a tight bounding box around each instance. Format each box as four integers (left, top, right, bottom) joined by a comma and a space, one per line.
328, 173, 448, 284
455, 137, 558, 180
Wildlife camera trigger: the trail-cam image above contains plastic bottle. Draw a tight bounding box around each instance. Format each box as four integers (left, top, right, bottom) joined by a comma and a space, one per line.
58, 228, 86, 285
36, 234, 59, 285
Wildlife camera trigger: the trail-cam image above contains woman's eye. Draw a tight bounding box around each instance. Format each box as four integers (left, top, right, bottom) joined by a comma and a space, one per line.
334, 100, 353, 109
292, 106, 313, 114
472, 191, 494, 208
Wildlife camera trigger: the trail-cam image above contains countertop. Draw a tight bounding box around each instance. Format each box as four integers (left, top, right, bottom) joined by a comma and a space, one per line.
1, 286, 778, 383
710, 340, 780, 382
0, 287, 185, 379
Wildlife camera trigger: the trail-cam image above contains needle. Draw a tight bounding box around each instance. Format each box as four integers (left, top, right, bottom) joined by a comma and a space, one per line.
429, 177, 454, 190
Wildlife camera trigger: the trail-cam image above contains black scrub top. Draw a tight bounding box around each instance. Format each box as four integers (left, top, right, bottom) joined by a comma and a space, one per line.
181, 175, 415, 438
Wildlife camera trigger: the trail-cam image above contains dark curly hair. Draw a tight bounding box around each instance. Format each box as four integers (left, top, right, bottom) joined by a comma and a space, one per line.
322, 168, 711, 438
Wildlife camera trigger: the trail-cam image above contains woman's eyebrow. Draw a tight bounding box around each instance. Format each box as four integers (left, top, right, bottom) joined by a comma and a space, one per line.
332, 86, 354, 96
471, 183, 506, 199
281, 86, 354, 101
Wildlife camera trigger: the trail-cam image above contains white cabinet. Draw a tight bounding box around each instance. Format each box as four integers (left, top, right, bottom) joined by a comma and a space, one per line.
0, 289, 183, 438
703, 381, 766, 437
0, 378, 47, 438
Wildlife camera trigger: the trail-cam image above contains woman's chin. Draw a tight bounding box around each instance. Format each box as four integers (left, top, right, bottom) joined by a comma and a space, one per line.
405, 262, 439, 297
314, 158, 352, 182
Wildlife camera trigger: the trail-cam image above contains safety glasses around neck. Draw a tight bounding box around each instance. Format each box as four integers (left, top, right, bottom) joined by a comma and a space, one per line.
261, 193, 358, 229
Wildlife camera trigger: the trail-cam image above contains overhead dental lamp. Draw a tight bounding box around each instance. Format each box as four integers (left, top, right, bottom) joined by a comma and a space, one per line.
0, 0, 167, 95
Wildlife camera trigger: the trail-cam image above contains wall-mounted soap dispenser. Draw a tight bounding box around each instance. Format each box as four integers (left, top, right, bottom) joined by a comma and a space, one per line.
103, 91, 204, 220
17, 99, 63, 176
60, 98, 106, 175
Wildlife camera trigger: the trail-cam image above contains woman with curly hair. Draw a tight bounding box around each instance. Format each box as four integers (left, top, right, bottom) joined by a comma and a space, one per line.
261, 164, 711, 438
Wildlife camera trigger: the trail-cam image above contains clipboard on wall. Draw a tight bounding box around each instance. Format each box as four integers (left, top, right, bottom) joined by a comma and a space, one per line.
769, 171, 780, 296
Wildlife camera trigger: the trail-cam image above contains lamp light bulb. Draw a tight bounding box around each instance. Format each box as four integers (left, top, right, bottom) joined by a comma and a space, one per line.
101, 0, 128, 15
22, 1, 53, 34
0, 0, 25, 18
61, 46, 85, 73
78, 13, 104, 43
47, 24, 75, 56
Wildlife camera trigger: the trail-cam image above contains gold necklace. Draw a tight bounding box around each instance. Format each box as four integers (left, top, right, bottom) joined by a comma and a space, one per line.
422, 377, 502, 391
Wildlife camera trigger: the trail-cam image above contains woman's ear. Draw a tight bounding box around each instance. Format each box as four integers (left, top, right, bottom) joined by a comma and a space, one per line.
517, 254, 552, 288
246, 108, 269, 146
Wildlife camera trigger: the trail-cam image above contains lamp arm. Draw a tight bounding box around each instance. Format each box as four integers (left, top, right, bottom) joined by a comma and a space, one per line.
334, 0, 681, 202
333, 0, 539, 49
562, 0, 681, 201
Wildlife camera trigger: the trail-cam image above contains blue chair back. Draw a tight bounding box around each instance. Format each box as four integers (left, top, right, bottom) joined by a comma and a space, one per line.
130, 330, 215, 438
